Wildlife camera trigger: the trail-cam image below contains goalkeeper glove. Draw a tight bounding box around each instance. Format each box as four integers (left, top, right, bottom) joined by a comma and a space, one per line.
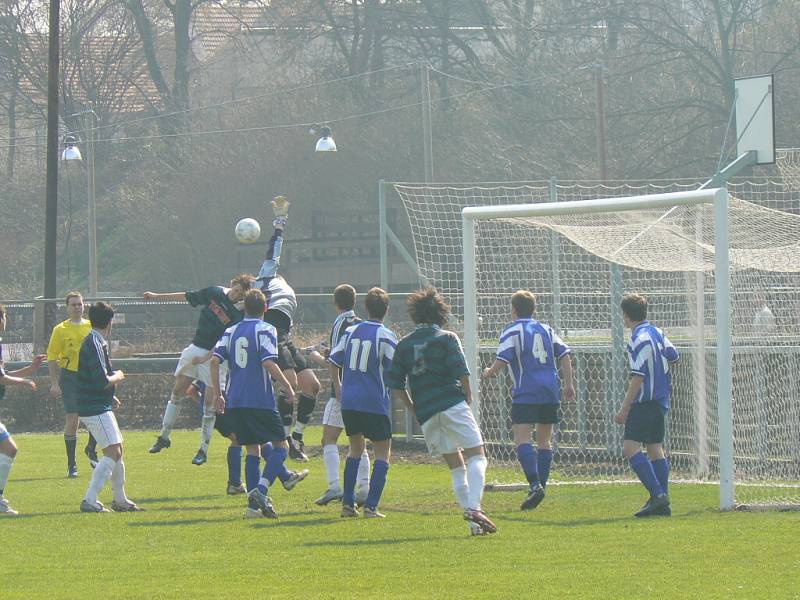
271, 195, 290, 218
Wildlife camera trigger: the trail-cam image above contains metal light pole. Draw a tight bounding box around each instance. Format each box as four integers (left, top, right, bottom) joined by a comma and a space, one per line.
44, 0, 61, 311
86, 102, 97, 296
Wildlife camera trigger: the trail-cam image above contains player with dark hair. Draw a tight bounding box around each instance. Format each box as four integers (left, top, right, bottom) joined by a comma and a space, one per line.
615, 293, 678, 517
308, 284, 371, 506
77, 302, 141, 512
47, 291, 98, 476
209, 289, 297, 518
256, 196, 321, 462
144, 274, 254, 465
0, 304, 45, 515
386, 288, 496, 535
328, 287, 397, 519
483, 290, 574, 512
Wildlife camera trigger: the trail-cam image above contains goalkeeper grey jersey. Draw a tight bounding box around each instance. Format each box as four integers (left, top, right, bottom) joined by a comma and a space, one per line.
261, 276, 297, 323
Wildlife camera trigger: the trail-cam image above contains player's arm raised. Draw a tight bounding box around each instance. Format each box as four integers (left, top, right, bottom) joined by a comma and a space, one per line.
142, 291, 187, 302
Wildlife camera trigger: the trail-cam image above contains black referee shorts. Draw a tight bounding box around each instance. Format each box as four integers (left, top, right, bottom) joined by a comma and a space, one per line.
342, 409, 392, 442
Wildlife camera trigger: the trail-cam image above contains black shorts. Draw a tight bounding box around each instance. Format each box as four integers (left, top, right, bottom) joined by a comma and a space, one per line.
624, 402, 667, 444
276, 334, 309, 373
342, 409, 392, 442
60, 369, 79, 413
511, 403, 560, 425
214, 407, 285, 446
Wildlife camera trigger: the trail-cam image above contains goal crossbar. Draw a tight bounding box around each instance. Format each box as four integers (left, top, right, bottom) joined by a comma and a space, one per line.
461, 187, 735, 510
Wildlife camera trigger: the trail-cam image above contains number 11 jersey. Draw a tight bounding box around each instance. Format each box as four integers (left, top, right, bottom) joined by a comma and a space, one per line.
328, 320, 397, 417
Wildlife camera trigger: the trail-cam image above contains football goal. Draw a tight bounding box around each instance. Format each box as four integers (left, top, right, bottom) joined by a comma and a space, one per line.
393, 180, 800, 511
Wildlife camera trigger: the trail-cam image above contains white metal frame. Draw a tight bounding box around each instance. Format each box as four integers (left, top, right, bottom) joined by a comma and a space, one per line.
461, 188, 735, 510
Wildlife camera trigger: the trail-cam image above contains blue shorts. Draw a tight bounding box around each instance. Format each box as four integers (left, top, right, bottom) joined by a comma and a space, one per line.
60, 370, 79, 413
342, 409, 392, 442
624, 402, 666, 444
511, 403, 559, 425
215, 408, 285, 446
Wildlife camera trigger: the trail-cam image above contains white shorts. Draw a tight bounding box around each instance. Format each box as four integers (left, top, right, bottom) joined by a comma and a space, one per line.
80, 412, 123, 449
0, 421, 8, 442
322, 397, 344, 429
421, 402, 484, 458
174, 344, 212, 385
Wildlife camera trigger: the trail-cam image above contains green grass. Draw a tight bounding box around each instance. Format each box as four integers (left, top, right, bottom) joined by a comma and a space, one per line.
1, 429, 799, 599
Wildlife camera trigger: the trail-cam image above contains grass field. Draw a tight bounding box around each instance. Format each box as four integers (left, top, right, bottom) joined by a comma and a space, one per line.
1, 429, 799, 600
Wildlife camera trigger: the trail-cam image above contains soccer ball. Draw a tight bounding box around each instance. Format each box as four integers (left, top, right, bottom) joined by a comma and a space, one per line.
235, 218, 261, 244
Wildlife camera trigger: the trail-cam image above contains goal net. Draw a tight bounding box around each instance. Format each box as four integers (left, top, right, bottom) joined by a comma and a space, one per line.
392, 179, 800, 510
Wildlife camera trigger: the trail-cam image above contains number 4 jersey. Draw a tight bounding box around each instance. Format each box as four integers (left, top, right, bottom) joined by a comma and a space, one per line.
328, 320, 397, 417
213, 317, 280, 410
496, 318, 571, 405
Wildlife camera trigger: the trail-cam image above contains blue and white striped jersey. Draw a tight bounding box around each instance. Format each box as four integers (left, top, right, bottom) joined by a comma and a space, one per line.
328, 321, 397, 417
327, 310, 361, 398
626, 320, 680, 410
496, 319, 570, 405
213, 318, 279, 410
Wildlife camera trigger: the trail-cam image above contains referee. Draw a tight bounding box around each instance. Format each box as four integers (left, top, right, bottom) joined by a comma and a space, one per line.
47, 292, 97, 477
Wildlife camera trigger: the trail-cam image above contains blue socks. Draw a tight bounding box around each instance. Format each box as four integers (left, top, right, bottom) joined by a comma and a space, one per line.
245, 455, 260, 492
261, 442, 291, 483
342, 456, 361, 507
651, 458, 669, 495
365, 460, 389, 511
227, 447, 242, 487
538, 448, 553, 488
629, 452, 665, 498
259, 446, 288, 493
516, 443, 539, 486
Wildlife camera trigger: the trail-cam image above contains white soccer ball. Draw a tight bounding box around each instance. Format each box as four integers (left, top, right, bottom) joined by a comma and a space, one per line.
235, 218, 261, 244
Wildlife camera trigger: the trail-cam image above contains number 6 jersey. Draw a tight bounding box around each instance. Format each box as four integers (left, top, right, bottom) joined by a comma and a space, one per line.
213, 317, 279, 410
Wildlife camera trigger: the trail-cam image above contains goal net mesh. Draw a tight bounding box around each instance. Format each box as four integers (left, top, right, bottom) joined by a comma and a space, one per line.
392, 179, 800, 508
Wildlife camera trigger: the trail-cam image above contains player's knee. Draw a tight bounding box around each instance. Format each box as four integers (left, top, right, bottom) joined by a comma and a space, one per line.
297, 394, 316, 424
106, 444, 123, 462
299, 371, 321, 397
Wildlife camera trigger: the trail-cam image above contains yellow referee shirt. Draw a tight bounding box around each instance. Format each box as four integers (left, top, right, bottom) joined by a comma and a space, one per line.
47, 319, 92, 372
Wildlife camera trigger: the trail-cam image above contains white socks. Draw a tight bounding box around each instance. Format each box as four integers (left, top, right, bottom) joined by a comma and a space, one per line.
200, 415, 215, 453
450, 465, 470, 509
323, 444, 341, 491
111, 459, 129, 504
85, 456, 115, 505
466, 455, 488, 511
160, 397, 182, 439
357, 449, 370, 493
0, 453, 14, 494
294, 421, 306, 435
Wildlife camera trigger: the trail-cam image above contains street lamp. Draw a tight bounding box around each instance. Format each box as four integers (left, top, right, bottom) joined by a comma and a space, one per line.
61, 102, 98, 297
312, 125, 337, 152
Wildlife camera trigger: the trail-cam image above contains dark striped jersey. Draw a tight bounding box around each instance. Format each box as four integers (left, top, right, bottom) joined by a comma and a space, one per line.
327, 310, 361, 397
77, 330, 115, 417
185, 286, 244, 350
385, 324, 470, 425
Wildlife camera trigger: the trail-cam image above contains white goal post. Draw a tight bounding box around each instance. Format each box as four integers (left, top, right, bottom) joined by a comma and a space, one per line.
462, 188, 736, 508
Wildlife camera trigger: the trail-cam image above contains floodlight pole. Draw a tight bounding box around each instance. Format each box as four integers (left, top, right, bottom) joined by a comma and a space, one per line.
44, 0, 61, 332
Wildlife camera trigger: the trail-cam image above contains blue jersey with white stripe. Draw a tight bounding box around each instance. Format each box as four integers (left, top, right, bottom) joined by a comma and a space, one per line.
496, 319, 570, 405
627, 321, 680, 410
213, 318, 279, 410
328, 321, 397, 417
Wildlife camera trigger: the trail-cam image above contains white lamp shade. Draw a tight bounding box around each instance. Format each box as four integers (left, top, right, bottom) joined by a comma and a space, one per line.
315, 136, 337, 152
62, 145, 82, 161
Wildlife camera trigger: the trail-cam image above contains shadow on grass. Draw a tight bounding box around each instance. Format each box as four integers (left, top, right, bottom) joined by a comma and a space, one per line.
128, 517, 237, 527
250, 516, 338, 529
133, 494, 220, 503
302, 536, 451, 547
13, 476, 74, 483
